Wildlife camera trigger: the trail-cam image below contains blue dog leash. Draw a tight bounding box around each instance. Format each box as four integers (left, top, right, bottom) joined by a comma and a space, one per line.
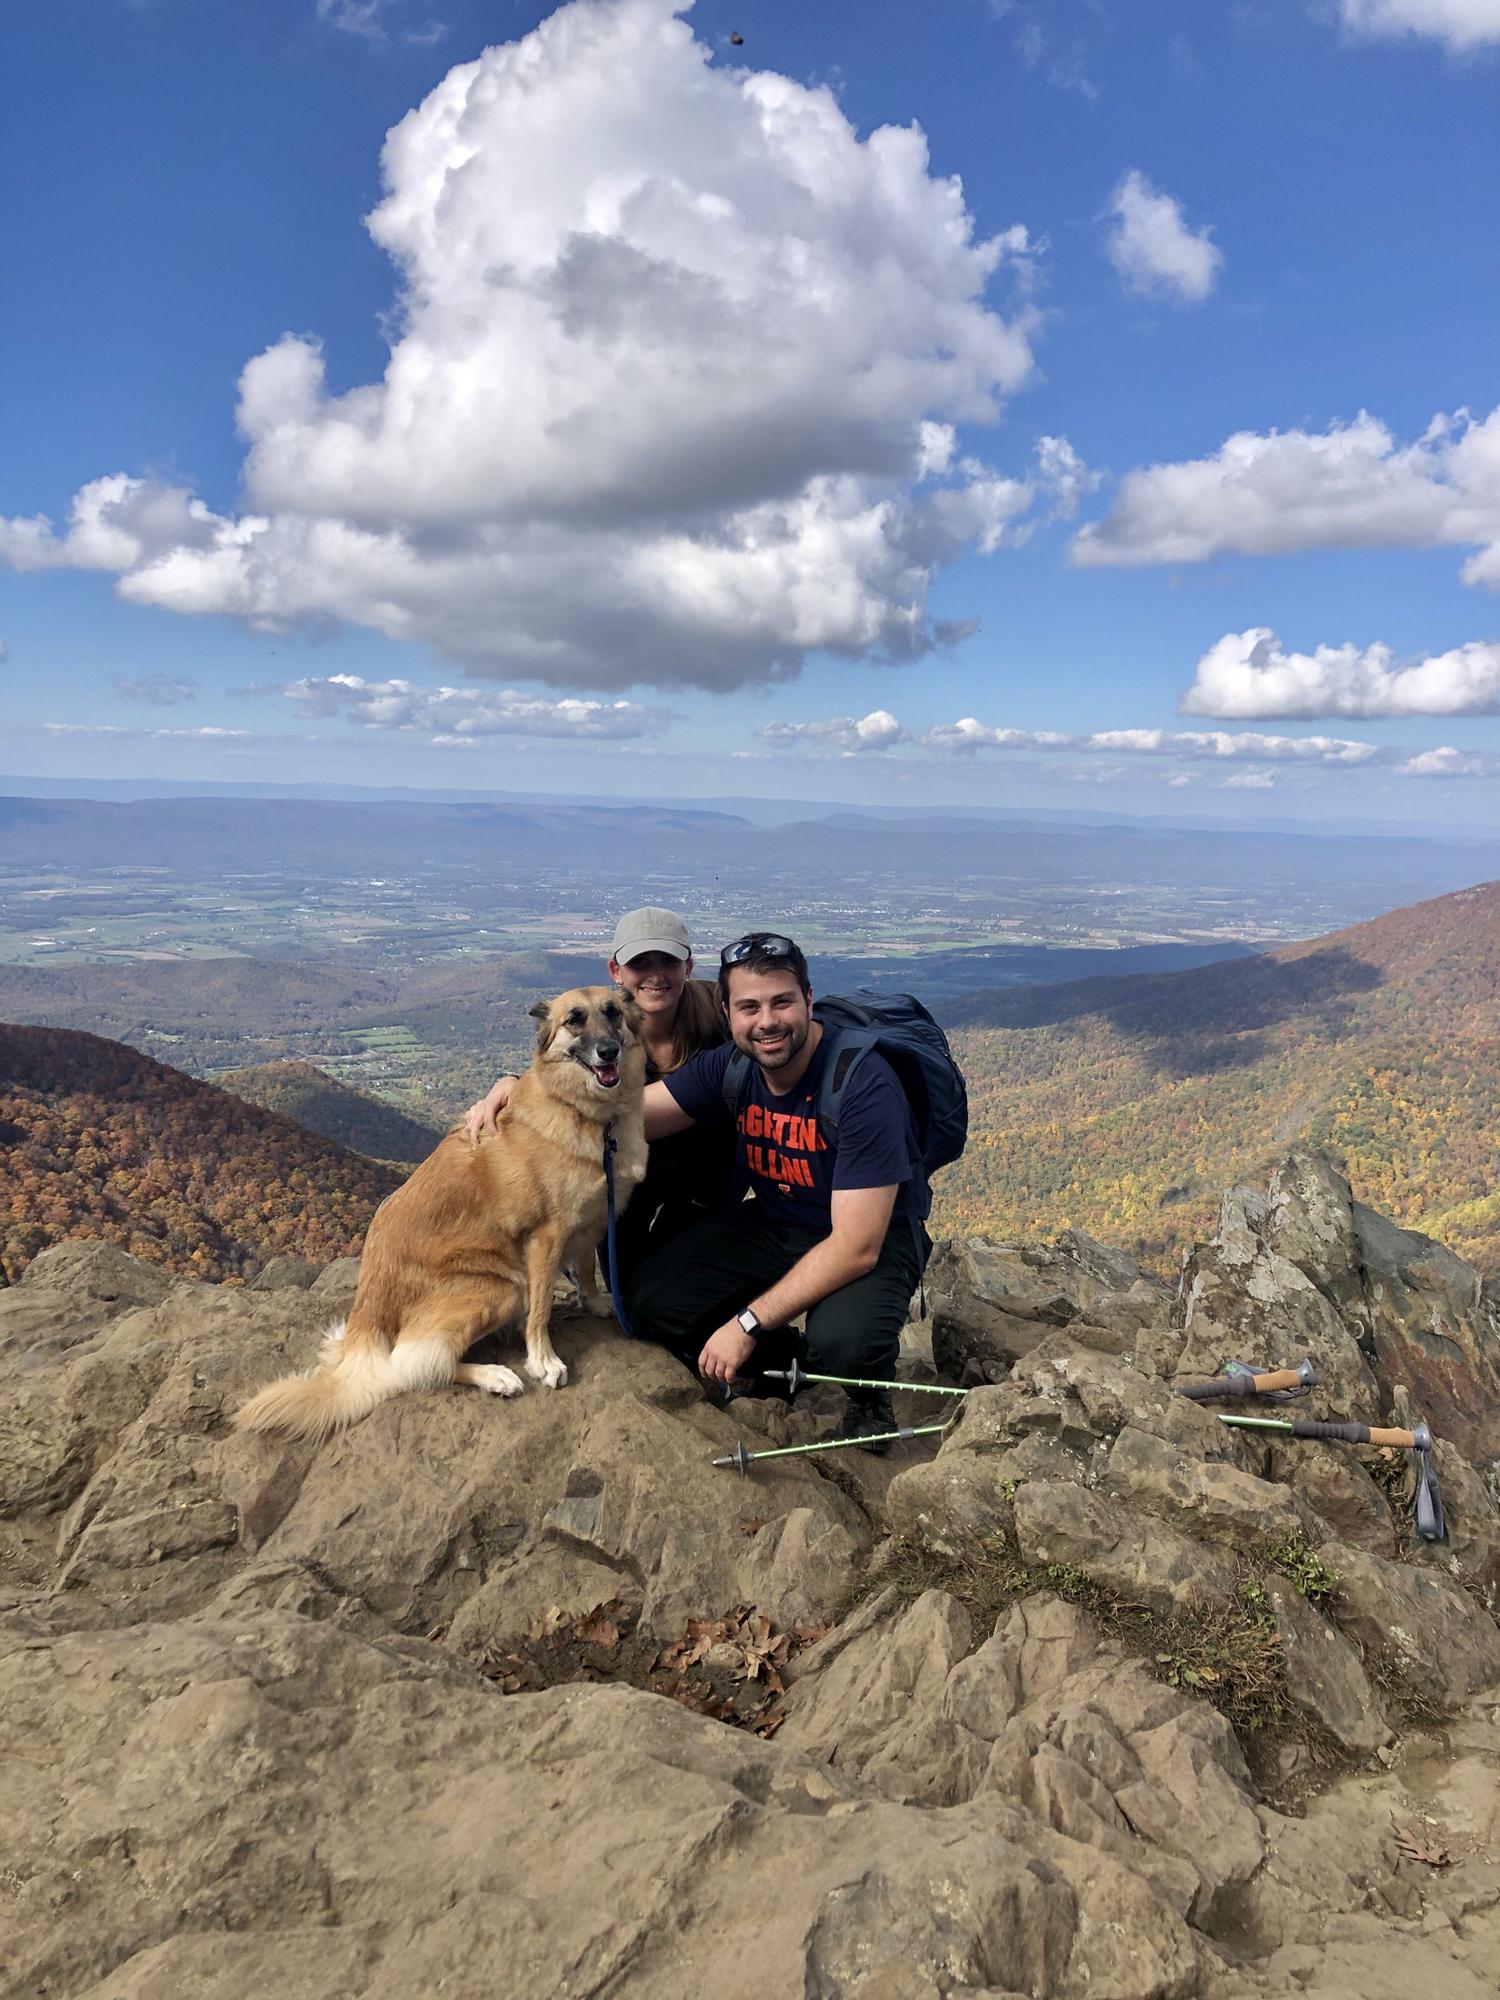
602, 1125, 634, 1336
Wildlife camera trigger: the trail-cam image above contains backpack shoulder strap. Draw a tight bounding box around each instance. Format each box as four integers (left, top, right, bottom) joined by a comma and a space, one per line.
719, 1046, 754, 1120
811, 1027, 878, 1150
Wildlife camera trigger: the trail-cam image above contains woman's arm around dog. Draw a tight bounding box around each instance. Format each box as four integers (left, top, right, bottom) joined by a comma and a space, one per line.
467, 1074, 694, 1146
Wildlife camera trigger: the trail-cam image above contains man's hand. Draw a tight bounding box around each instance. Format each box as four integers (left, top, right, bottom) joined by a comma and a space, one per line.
464, 1075, 514, 1146
698, 1322, 758, 1385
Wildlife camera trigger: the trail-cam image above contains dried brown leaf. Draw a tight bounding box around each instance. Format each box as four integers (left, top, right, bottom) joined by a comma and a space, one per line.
1392, 1818, 1452, 1867
575, 1605, 623, 1650
737, 1517, 767, 1537
526, 1605, 569, 1642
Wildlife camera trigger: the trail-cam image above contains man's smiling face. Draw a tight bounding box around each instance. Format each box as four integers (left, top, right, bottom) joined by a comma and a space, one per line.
723, 964, 813, 1074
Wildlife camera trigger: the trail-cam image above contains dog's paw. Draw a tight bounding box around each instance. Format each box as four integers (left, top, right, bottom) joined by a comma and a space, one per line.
578, 1293, 614, 1320
467, 1364, 525, 1397
526, 1353, 569, 1389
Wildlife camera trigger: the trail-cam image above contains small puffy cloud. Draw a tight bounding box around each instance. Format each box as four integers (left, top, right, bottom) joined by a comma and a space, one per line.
316, 0, 447, 41
924, 717, 1069, 753
1104, 170, 1222, 304
280, 672, 670, 739
759, 709, 909, 754
1034, 435, 1100, 520
1337, 0, 1500, 51
1073, 406, 1500, 585
1395, 745, 1500, 777
1182, 628, 1500, 718
1223, 769, 1276, 789
317, 0, 389, 40
2, 0, 1041, 693
113, 673, 197, 705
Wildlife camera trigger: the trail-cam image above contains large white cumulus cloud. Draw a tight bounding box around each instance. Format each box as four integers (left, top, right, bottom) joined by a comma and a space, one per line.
0, 0, 1039, 692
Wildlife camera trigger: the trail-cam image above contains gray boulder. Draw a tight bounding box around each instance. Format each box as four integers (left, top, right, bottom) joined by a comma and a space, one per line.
247, 1255, 322, 1291
929, 1229, 1168, 1379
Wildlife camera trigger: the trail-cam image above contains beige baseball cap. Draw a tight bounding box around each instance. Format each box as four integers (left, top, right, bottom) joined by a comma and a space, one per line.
611, 906, 692, 964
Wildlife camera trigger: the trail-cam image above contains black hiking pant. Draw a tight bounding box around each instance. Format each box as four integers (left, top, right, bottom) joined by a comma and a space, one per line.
622, 1195, 929, 1391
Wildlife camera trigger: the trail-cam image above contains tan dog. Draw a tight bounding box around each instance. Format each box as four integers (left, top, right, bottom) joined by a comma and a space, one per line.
235, 986, 648, 1441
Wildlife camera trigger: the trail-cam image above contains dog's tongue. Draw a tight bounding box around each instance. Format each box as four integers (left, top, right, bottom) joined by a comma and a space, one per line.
596, 1063, 621, 1088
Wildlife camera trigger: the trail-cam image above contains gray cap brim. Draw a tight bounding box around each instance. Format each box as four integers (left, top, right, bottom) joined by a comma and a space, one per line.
615, 936, 691, 963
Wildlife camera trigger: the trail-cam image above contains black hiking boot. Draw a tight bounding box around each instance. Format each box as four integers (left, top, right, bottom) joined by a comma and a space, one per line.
830, 1389, 897, 1455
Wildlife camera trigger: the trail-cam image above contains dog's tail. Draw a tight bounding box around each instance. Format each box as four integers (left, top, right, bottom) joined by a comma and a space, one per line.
234, 1319, 402, 1444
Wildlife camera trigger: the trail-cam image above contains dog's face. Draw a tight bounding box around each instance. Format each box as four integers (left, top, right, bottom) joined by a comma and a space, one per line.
529, 985, 643, 1095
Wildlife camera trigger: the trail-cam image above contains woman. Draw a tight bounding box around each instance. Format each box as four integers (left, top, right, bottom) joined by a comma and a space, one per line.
464, 906, 730, 1286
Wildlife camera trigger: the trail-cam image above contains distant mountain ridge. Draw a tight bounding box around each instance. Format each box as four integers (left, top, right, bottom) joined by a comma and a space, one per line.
936, 880, 1500, 1272
5, 791, 1499, 901
215, 1060, 445, 1166
0, 1025, 401, 1284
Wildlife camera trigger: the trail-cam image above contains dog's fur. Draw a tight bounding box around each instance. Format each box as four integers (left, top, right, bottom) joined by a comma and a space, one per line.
235, 986, 648, 1441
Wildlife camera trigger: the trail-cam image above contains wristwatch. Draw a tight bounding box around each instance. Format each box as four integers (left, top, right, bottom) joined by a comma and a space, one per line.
735, 1306, 761, 1338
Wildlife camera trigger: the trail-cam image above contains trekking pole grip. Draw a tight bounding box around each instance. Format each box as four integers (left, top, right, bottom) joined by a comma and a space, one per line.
1251, 1367, 1312, 1394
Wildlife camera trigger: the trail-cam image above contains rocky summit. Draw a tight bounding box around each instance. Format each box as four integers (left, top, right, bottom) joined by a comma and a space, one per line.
4, 1148, 1500, 1999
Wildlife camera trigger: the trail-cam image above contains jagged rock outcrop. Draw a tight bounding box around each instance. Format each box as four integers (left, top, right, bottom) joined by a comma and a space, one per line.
928, 1228, 1171, 1378
5, 1160, 1500, 2000
1181, 1150, 1500, 1461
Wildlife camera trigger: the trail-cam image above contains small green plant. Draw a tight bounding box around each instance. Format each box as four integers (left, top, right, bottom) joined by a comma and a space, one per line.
1043, 1561, 1093, 1599
1269, 1535, 1338, 1600
998, 1478, 1019, 1503
1239, 1579, 1276, 1632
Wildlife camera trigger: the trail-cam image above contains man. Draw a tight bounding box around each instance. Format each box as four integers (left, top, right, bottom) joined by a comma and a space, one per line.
624, 931, 929, 1449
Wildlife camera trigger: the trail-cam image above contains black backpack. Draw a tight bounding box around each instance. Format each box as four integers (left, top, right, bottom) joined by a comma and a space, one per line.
719, 989, 969, 1201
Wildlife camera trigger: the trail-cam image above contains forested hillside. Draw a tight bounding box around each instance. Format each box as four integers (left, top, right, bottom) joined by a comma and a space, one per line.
215, 1060, 445, 1165
0, 1025, 401, 1284
937, 880, 1500, 1272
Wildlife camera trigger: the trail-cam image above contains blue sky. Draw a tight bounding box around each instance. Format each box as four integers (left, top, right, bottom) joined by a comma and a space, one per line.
3, 0, 1498, 819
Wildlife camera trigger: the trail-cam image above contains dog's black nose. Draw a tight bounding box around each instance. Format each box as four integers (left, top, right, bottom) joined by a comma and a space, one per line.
595, 1040, 620, 1064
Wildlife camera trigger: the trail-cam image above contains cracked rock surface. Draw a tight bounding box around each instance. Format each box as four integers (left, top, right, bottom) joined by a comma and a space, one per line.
4, 1148, 1500, 1998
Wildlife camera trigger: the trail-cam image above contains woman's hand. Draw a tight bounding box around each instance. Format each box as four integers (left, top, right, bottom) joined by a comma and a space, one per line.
464, 1075, 515, 1145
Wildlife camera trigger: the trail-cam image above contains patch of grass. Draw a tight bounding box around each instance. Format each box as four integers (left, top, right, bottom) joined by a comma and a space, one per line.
1362, 1645, 1448, 1729
853, 1529, 1295, 1745
1269, 1534, 1338, 1600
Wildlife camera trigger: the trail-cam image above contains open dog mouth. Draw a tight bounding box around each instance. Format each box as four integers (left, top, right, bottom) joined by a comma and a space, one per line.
576, 1054, 621, 1088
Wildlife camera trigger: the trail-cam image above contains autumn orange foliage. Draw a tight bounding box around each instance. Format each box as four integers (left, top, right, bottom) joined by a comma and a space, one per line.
0, 1024, 402, 1285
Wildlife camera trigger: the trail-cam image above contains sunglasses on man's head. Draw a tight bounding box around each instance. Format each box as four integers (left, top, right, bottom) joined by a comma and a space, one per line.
720, 932, 799, 967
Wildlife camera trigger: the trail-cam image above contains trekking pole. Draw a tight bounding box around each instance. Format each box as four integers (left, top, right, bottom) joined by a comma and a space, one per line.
759, 1361, 968, 1400
1178, 1359, 1316, 1402
713, 1412, 962, 1475
1217, 1414, 1445, 1542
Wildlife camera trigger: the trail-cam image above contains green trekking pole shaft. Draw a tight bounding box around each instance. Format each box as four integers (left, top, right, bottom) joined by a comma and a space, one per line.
713, 1422, 954, 1472
760, 1364, 967, 1399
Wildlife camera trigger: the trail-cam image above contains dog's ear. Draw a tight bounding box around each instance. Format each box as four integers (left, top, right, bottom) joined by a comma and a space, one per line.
528, 997, 553, 1046
618, 991, 645, 1033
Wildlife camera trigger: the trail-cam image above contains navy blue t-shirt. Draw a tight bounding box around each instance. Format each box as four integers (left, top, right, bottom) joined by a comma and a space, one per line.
662, 1033, 921, 1234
